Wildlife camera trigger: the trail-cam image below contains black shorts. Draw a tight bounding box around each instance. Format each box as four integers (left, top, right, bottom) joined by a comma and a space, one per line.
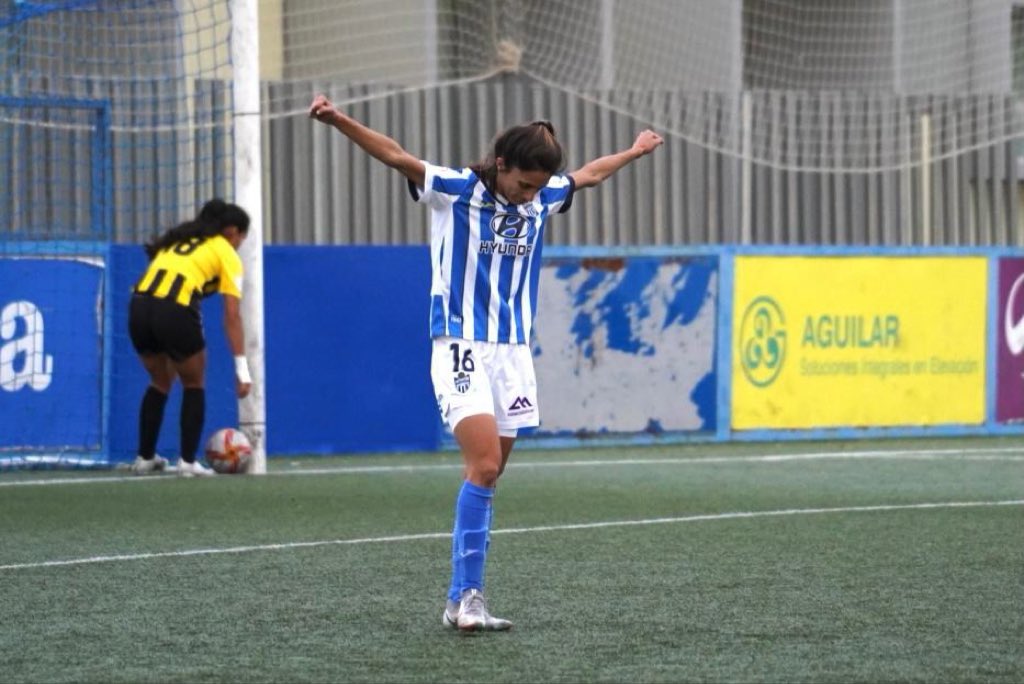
128, 294, 205, 361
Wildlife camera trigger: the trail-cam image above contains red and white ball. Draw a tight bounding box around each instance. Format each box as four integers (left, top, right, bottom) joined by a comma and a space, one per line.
204, 428, 252, 474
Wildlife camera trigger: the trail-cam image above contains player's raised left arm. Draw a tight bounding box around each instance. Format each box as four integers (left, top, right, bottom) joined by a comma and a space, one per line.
569, 129, 664, 190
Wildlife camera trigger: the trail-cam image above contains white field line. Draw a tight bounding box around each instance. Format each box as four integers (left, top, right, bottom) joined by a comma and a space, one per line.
1, 499, 1021, 572
2, 446, 1023, 488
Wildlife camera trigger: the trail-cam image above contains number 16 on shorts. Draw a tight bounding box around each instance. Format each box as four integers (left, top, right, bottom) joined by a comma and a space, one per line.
429, 336, 539, 432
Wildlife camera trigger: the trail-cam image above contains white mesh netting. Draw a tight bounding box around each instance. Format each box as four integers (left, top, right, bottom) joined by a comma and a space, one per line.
263, 0, 1024, 173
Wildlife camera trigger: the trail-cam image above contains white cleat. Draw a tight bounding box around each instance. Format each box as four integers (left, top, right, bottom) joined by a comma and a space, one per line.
130, 455, 168, 475
442, 599, 459, 629
456, 589, 512, 632
176, 459, 216, 478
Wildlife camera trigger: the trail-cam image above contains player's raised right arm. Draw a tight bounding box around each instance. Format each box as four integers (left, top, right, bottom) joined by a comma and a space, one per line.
309, 94, 425, 188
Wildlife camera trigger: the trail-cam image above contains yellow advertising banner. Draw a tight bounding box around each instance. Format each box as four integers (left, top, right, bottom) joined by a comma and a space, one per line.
732, 256, 987, 429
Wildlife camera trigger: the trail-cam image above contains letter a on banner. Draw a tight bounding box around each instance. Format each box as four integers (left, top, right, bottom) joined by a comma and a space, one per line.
0, 301, 54, 392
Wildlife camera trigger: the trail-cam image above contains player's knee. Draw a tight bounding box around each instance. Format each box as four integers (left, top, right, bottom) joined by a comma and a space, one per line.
147, 380, 170, 394
466, 460, 500, 488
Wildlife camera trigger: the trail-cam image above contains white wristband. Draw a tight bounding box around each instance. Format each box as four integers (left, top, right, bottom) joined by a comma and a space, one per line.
234, 355, 252, 384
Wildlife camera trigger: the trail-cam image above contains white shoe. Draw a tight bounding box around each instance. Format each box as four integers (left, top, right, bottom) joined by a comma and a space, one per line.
177, 459, 216, 478
456, 589, 512, 632
442, 599, 459, 629
130, 455, 167, 475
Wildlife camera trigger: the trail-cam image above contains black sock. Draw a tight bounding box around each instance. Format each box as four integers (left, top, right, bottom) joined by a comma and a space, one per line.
180, 387, 205, 463
137, 386, 168, 458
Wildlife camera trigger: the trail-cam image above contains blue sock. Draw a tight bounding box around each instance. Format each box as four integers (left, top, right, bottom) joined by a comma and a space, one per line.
447, 520, 460, 602
485, 500, 492, 552
447, 480, 494, 600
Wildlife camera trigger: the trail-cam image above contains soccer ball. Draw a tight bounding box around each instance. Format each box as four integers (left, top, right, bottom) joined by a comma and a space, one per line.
203, 428, 252, 474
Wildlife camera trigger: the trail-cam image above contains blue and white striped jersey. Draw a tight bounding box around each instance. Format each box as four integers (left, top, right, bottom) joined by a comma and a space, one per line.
408, 162, 575, 344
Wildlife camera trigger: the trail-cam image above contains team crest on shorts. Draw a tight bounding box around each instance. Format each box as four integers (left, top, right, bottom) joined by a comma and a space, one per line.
454, 371, 471, 394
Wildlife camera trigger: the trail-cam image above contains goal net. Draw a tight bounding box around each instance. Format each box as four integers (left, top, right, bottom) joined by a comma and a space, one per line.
1, 0, 235, 467
264, 0, 1022, 173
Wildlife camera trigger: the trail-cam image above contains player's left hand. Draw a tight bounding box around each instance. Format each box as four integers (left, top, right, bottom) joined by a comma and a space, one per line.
633, 129, 664, 156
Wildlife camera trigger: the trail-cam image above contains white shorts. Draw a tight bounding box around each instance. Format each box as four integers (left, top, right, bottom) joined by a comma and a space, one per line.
430, 336, 538, 437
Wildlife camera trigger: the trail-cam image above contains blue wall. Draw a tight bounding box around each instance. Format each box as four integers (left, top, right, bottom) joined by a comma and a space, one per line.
9, 244, 1019, 467
261, 247, 437, 454
0, 258, 104, 451
106, 245, 438, 461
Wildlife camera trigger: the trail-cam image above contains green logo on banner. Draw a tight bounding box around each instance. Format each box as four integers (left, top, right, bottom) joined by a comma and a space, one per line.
740, 296, 786, 387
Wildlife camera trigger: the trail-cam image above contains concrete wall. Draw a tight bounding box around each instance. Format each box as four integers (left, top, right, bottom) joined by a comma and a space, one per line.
278, 0, 435, 84
744, 0, 895, 90
743, 0, 1013, 93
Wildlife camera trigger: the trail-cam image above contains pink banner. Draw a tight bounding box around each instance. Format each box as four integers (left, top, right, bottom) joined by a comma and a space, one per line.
997, 258, 1024, 423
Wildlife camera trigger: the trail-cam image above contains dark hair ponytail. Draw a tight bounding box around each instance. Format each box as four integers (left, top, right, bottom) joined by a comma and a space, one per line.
144, 199, 250, 260
470, 120, 565, 195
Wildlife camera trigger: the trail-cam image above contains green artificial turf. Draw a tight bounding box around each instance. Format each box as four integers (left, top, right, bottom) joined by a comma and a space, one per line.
1, 437, 1021, 683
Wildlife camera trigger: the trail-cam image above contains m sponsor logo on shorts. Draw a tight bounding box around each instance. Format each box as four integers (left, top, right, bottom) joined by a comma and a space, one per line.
507, 396, 534, 416
454, 371, 471, 394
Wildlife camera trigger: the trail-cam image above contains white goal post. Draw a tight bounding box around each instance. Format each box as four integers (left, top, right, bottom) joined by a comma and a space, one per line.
232, 0, 267, 475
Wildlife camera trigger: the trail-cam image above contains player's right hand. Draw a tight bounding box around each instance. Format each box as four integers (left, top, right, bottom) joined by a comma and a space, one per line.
309, 94, 336, 124
237, 380, 252, 399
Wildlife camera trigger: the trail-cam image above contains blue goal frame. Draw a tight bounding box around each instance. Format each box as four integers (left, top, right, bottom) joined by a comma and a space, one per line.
0, 95, 112, 240
0, 96, 113, 468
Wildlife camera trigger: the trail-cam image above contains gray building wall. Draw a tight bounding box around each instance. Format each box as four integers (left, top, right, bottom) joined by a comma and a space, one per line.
900, 0, 1012, 93
280, 0, 436, 84
744, 0, 895, 90
616, 0, 741, 91
744, 0, 1013, 93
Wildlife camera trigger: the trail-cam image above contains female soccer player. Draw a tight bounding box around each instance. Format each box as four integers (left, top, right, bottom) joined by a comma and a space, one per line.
128, 199, 253, 477
310, 93, 663, 630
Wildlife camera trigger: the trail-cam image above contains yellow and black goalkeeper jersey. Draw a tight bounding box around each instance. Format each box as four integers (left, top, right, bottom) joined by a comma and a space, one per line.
134, 234, 243, 308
